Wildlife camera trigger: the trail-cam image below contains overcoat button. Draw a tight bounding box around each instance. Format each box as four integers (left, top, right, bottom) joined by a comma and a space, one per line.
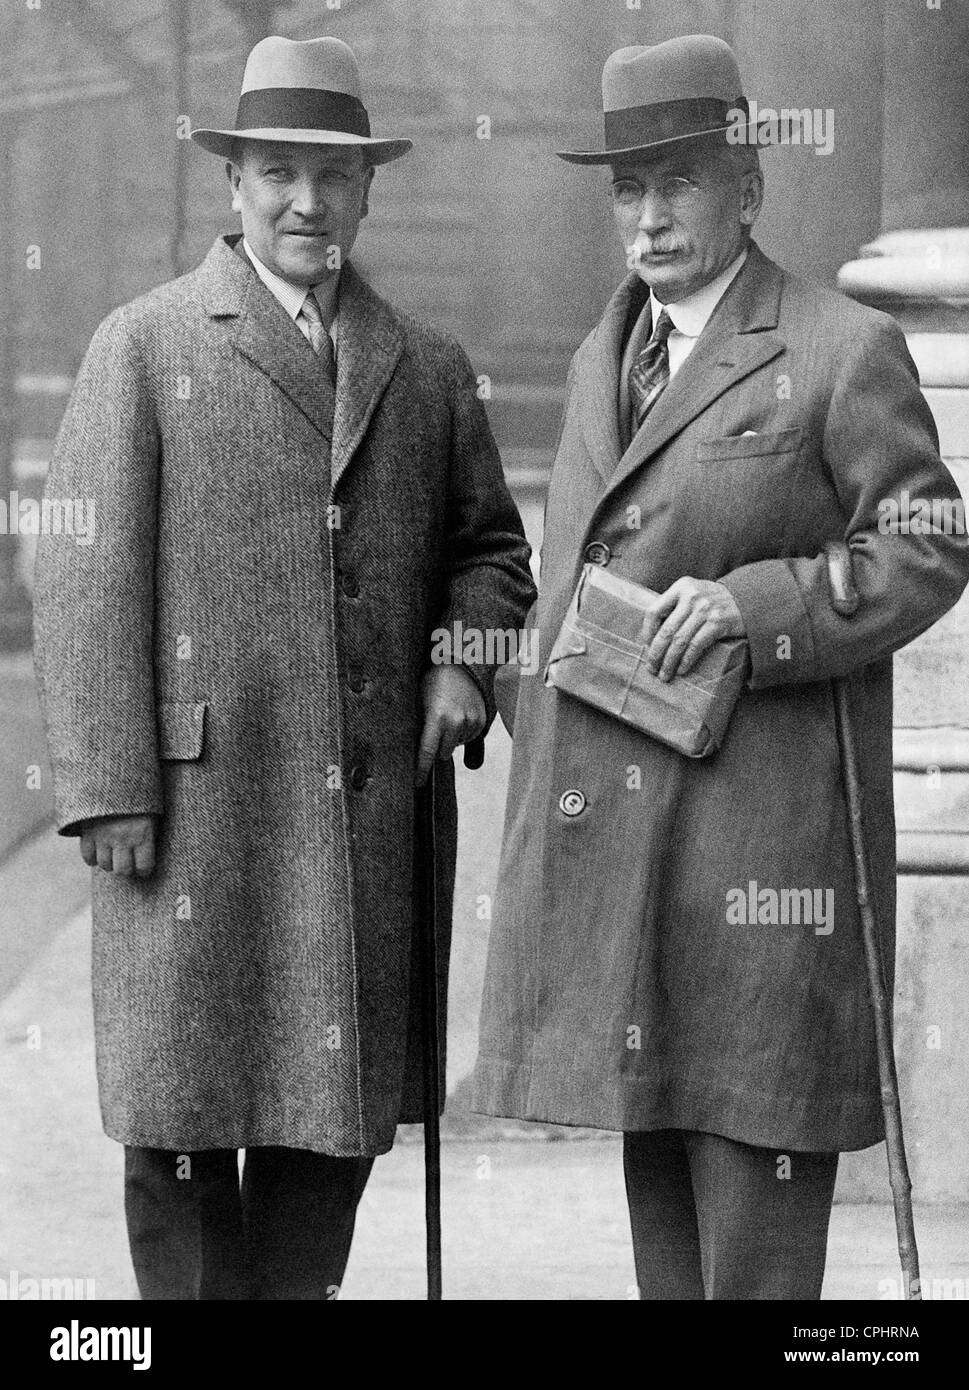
349, 763, 369, 790
348, 670, 365, 694
341, 572, 360, 598
559, 789, 586, 817
584, 541, 611, 566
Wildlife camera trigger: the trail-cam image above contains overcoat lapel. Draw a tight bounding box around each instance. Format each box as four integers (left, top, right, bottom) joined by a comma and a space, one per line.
200, 236, 337, 443
585, 243, 787, 510
198, 240, 406, 486
330, 262, 405, 489
577, 276, 638, 484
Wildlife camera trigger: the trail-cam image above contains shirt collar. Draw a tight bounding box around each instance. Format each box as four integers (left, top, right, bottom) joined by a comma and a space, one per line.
242, 238, 339, 330
650, 247, 748, 339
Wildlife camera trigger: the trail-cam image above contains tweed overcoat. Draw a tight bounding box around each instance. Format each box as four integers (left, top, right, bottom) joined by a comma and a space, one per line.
472, 242, 969, 1151
34, 234, 534, 1156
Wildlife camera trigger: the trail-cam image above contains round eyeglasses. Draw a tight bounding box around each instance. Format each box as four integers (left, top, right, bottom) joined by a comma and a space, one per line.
610, 176, 702, 208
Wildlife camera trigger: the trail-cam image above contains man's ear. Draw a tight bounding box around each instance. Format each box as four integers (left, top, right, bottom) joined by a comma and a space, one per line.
739, 169, 764, 227
226, 160, 243, 214
359, 165, 375, 220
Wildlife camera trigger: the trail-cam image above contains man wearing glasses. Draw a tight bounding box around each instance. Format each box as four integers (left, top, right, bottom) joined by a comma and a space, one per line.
473, 36, 968, 1298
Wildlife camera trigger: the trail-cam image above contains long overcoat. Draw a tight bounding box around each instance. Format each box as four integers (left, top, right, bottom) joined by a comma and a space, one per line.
34, 235, 534, 1157
472, 242, 969, 1151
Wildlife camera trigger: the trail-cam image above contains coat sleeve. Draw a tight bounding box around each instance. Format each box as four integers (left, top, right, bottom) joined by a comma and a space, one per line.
432, 343, 537, 725
33, 309, 163, 835
719, 316, 969, 687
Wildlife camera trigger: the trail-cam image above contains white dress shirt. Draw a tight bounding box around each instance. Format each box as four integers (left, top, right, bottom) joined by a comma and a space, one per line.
648, 248, 748, 380
619, 248, 748, 447
242, 238, 339, 353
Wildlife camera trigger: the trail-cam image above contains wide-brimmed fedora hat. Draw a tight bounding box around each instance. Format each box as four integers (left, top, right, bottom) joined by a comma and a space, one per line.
558, 35, 783, 165
192, 35, 412, 165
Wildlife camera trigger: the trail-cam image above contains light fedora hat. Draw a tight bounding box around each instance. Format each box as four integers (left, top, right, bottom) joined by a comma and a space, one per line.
192, 35, 412, 165
558, 34, 782, 165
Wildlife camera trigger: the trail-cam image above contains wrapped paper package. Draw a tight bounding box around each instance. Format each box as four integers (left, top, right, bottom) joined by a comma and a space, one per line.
544, 562, 749, 758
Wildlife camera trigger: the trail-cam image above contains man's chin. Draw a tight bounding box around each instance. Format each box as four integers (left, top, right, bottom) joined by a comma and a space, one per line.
632, 256, 699, 300
274, 243, 339, 285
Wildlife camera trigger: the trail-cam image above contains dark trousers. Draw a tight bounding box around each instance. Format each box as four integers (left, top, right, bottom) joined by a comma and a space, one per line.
623, 1129, 838, 1300
124, 1145, 374, 1300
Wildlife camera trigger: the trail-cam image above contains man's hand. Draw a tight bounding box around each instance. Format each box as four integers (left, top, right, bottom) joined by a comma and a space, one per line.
646, 577, 746, 681
416, 666, 487, 787
79, 815, 157, 878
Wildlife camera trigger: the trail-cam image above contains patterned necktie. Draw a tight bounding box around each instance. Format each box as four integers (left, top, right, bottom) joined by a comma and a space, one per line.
628, 309, 674, 430
298, 291, 336, 385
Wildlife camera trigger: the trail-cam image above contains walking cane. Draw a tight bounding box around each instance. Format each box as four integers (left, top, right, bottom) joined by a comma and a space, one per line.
416, 734, 485, 1301
824, 540, 922, 1300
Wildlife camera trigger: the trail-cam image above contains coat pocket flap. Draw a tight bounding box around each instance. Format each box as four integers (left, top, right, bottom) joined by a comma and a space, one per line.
696, 426, 803, 462
157, 701, 207, 761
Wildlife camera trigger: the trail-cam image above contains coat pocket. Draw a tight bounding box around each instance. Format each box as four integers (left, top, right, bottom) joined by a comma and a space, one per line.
696, 426, 803, 462
157, 701, 207, 761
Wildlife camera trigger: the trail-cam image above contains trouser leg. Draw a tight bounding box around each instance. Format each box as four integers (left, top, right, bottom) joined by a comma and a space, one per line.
123, 1146, 247, 1300
684, 1130, 839, 1300
241, 1146, 375, 1300
623, 1129, 706, 1299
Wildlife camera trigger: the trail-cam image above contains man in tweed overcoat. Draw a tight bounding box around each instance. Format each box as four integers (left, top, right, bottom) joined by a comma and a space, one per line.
34, 37, 534, 1300
472, 38, 969, 1299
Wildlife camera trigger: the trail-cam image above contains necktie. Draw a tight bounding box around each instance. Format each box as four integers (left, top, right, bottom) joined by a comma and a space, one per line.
298, 291, 336, 385
629, 309, 674, 430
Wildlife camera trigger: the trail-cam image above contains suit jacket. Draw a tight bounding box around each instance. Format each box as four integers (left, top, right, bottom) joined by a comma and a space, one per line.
33, 234, 535, 1156
473, 241, 969, 1150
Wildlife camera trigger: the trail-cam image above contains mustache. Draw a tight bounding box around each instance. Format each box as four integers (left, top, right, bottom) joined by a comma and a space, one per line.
629, 237, 686, 259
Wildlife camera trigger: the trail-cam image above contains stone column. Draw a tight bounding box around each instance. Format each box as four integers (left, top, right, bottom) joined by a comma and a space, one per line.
836, 1, 969, 1212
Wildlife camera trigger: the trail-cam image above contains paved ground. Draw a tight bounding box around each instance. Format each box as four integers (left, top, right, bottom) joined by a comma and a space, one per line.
2, 904, 967, 1302
0, 653, 53, 861
2, 648, 966, 1301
